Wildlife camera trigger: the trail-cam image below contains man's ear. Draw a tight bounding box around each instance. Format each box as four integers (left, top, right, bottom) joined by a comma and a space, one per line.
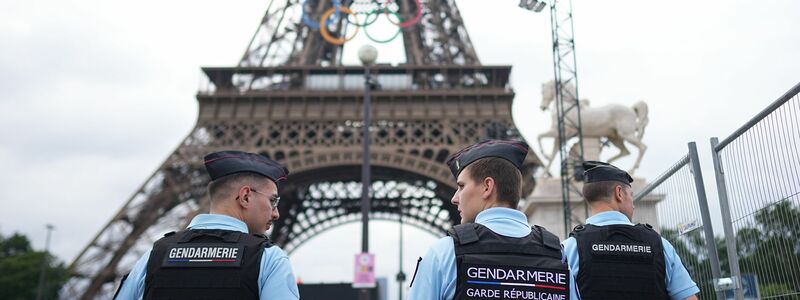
614, 185, 625, 203
237, 186, 251, 208
482, 177, 495, 199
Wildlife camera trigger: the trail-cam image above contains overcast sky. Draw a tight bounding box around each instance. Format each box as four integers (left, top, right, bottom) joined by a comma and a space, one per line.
1, 0, 798, 299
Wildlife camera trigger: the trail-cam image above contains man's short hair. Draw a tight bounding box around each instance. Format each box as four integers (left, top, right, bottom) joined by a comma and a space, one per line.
207, 172, 270, 203
583, 181, 627, 202
465, 157, 522, 207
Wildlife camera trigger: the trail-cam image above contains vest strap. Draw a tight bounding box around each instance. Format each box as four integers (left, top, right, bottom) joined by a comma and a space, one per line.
177, 229, 241, 243
535, 225, 562, 251
450, 224, 479, 245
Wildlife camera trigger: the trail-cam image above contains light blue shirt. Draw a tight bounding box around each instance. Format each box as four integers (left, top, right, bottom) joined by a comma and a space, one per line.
407, 207, 534, 300
115, 214, 300, 300
561, 211, 700, 300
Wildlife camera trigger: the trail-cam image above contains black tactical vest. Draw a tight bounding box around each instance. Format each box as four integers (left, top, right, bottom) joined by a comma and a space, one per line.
571, 223, 668, 300
450, 223, 570, 300
144, 229, 273, 300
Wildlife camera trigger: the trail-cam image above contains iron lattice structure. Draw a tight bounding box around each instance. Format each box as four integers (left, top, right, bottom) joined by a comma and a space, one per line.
548, 0, 585, 236
63, 1, 541, 298
239, 0, 480, 67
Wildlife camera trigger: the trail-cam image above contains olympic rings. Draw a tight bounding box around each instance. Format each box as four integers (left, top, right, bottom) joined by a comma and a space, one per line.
306, 0, 424, 45
346, 9, 381, 27
364, 10, 402, 43
384, 0, 422, 28
302, 0, 341, 30
320, 7, 360, 45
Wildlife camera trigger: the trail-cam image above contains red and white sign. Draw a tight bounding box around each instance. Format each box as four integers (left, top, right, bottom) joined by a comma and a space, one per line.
352, 252, 376, 288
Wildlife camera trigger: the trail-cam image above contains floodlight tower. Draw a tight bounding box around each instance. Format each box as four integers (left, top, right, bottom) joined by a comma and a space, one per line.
520, 0, 586, 236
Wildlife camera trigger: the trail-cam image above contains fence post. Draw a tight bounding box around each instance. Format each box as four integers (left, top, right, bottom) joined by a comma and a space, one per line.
710, 137, 744, 300
687, 142, 725, 300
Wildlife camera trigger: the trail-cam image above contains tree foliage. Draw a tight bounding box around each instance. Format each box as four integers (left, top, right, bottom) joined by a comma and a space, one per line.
0, 232, 69, 300
663, 200, 800, 299
735, 200, 800, 298
661, 228, 721, 300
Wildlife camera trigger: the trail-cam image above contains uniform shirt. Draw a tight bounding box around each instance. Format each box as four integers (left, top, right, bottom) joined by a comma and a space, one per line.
407, 207, 532, 300
115, 214, 300, 300
561, 211, 700, 300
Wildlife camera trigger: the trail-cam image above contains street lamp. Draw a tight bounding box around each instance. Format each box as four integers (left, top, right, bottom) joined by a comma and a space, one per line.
358, 44, 378, 254
358, 44, 378, 66
396, 184, 408, 300
358, 44, 378, 300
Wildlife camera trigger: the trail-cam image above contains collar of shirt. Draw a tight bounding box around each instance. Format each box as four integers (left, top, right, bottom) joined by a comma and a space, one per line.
474, 207, 531, 238
585, 211, 633, 226
187, 214, 249, 233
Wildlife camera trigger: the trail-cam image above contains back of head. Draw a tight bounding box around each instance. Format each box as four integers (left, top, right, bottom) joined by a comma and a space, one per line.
208, 172, 272, 207
581, 160, 633, 203
203, 150, 289, 208
446, 139, 529, 208
466, 157, 522, 207
582, 181, 621, 203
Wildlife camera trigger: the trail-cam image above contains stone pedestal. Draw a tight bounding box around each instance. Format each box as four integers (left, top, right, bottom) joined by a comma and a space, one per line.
522, 177, 664, 240
581, 137, 603, 162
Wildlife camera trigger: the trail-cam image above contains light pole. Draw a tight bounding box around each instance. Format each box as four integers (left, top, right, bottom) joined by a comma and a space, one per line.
396, 185, 407, 300
36, 224, 54, 300
358, 44, 378, 300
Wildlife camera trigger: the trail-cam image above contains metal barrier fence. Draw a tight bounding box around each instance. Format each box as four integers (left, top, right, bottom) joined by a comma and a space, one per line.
711, 82, 800, 300
634, 143, 724, 300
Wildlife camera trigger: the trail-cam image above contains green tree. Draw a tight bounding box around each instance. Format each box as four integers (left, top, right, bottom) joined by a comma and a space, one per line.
660, 201, 800, 299
735, 200, 800, 298
0, 232, 69, 300
662, 228, 719, 300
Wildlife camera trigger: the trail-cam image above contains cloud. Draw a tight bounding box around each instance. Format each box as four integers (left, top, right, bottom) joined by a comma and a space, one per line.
0, 149, 161, 261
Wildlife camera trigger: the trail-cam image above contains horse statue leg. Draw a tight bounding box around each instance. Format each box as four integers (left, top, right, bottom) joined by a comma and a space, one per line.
606, 135, 630, 163
537, 132, 553, 161
538, 133, 559, 177
619, 131, 647, 175
632, 101, 649, 140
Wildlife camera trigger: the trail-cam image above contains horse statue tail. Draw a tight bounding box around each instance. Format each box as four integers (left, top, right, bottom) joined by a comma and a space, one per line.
632, 101, 649, 139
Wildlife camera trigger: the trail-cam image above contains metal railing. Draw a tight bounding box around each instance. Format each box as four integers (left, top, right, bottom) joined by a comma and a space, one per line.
710, 82, 800, 300
197, 65, 513, 95
634, 142, 724, 300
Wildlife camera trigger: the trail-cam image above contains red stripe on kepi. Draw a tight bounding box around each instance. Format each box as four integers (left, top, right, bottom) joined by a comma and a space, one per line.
205, 154, 284, 168
204, 154, 248, 164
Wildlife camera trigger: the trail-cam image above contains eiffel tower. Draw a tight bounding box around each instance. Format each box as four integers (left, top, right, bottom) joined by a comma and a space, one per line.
63, 1, 542, 298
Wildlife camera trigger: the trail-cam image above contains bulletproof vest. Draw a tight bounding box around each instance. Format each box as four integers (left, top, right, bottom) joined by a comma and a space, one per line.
571, 223, 668, 300
450, 223, 570, 300
144, 229, 273, 300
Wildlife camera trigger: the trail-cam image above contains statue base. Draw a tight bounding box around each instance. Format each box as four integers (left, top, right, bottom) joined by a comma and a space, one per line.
522, 176, 664, 240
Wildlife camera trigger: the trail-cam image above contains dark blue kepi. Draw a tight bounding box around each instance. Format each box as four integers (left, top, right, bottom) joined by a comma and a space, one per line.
582, 160, 633, 186
204, 150, 289, 184
446, 140, 529, 179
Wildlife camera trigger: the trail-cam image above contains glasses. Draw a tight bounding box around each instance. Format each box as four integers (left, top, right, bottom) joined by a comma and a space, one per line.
251, 188, 280, 208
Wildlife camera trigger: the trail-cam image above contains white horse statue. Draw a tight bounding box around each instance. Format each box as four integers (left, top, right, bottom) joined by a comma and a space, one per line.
537, 80, 649, 175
